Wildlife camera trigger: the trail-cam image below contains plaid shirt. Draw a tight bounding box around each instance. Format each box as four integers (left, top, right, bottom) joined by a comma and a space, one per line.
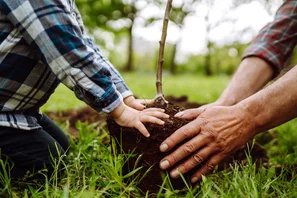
242, 0, 297, 74
0, 0, 132, 130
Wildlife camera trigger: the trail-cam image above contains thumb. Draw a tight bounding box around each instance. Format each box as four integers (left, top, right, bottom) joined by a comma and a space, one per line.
174, 108, 206, 119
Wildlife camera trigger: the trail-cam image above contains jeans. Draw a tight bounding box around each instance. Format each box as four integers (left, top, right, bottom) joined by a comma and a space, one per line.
0, 115, 70, 181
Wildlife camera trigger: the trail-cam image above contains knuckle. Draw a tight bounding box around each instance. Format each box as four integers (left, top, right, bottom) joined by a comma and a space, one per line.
206, 162, 215, 172
179, 163, 190, 173
181, 128, 191, 138
183, 143, 196, 154
170, 154, 179, 164
166, 137, 176, 148
192, 153, 203, 165
201, 128, 216, 141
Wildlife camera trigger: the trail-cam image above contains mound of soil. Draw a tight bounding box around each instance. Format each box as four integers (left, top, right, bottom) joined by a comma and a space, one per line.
107, 97, 269, 194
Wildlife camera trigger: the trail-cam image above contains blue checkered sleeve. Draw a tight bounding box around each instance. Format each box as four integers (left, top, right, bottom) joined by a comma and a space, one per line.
0, 0, 127, 113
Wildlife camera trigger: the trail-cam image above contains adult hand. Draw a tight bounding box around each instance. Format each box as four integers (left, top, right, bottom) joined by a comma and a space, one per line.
110, 102, 169, 137
124, 95, 154, 110
159, 104, 256, 183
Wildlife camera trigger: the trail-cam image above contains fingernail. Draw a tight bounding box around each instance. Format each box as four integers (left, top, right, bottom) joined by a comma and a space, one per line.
146, 133, 150, 138
175, 111, 184, 118
160, 160, 170, 169
191, 177, 198, 183
170, 169, 180, 178
160, 143, 168, 152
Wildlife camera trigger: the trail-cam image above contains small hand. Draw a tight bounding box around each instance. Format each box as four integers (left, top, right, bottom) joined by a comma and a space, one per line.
124, 95, 154, 110
159, 104, 255, 183
110, 102, 169, 137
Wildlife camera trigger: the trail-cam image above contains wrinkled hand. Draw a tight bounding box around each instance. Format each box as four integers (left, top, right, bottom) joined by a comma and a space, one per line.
174, 100, 230, 120
110, 102, 169, 137
124, 95, 154, 110
159, 104, 256, 183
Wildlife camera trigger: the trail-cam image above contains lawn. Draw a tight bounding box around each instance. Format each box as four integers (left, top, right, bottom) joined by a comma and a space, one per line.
4, 72, 297, 197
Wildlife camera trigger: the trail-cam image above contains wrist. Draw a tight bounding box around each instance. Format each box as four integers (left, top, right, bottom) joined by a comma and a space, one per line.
109, 102, 126, 119
216, 96, 237, 106
236, 98, 263, 136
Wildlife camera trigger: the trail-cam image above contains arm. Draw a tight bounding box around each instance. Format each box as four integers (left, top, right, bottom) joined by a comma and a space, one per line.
159, 64, 297, 182
217, 0, 297, 106
158, 0, 297, 181
73, 5, 148, 110
0, 0, 120, 113
217, 57, 274, 106
0, 0, 168, 136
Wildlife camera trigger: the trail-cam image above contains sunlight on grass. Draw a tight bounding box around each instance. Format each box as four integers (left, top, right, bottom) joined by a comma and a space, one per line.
122, 72, 229, 103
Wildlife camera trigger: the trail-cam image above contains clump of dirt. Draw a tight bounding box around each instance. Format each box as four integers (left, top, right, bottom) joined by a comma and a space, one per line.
107, 97, 269, 193
108, 97, 199, 193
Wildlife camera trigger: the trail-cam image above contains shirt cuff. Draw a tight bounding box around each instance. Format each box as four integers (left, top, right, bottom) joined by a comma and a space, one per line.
102, 92, 123, 113
242, 43, 283, 75
114, 81, 133, 99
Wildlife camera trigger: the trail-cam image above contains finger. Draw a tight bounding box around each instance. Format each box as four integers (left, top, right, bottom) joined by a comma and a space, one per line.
160, 135, 210, 171
175, 108, 206, 119
134, 121, 150, 138
139, 115, 165, 126
143, 108, 166, 113
138, 99, 154, 105
191, 154, 224, 183
132, 102, 145, 110
160, 120, 202, 152
141, 110, 169, 119
169, 146, 214, 178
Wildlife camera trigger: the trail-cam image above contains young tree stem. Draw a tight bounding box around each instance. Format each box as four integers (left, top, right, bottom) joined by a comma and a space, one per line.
155, 0, 173, 101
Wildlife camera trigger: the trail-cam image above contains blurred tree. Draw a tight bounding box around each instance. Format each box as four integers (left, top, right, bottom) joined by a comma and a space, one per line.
168, 0, 198, 74
75, 0, 151, 71
199, 0, 281, 76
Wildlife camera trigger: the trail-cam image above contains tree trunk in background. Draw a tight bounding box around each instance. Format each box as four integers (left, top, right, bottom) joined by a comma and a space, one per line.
205, 41, 212, 76
169, 44, 177, 74
124, 4, 136, 72
124, 23, 134, 71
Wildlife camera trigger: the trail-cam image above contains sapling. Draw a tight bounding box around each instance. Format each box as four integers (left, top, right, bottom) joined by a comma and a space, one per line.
155, 0, 173, 105
107, 0, 200, 193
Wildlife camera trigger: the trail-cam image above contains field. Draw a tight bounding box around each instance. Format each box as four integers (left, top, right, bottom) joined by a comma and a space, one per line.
3, 73, 297, 197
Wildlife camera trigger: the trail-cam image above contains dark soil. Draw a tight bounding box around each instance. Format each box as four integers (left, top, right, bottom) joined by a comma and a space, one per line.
107, 96, 269, 194
46, 95, 270, 194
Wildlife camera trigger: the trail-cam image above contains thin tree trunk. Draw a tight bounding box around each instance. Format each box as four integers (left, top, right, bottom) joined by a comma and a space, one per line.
205, 40, 212, 76
124, 23, 134, 71
169, 43, 177, 74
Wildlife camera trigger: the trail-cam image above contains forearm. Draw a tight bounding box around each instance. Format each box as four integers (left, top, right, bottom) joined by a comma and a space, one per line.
239, 65, 297, 134
217, 57, 274, 105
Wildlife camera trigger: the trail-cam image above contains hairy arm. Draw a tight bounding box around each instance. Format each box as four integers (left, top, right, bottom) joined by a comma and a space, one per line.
217, 57, 274, 105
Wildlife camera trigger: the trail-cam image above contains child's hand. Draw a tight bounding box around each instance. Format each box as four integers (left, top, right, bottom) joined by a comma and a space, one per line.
124, 95, 154, 110
109, 102, 169, 137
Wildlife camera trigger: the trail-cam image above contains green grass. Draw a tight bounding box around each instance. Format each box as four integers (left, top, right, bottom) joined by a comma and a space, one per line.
5, 72, 297, 197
